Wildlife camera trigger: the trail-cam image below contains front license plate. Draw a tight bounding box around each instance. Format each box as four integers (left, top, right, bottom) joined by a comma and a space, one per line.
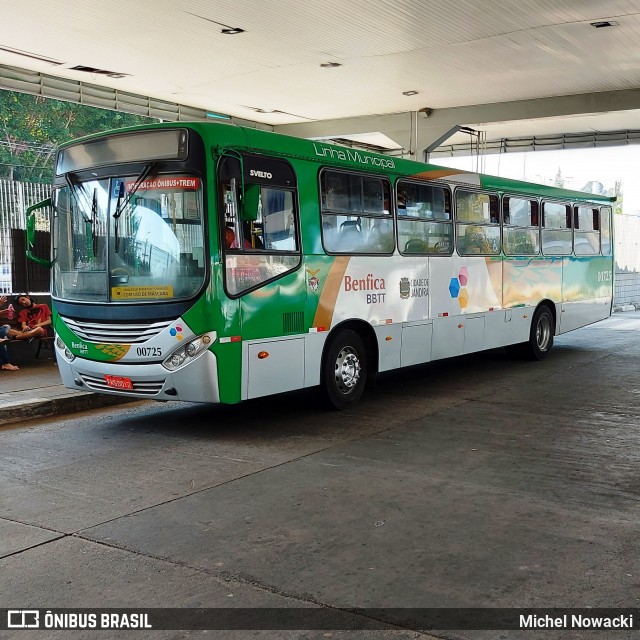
105, 375, 133, 390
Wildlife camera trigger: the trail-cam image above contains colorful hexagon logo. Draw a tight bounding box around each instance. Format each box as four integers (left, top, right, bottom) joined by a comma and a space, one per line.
170, 325, 184, 341
449, 267, 472, 308
449, 278, 460, 298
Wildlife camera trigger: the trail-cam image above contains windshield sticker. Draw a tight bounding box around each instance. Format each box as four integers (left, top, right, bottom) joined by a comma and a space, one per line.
125, 177, 200, 191
111, 286, 174, 299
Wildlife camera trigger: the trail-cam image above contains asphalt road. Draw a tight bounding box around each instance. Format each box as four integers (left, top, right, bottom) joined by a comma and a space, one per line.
2, 312, 640, 640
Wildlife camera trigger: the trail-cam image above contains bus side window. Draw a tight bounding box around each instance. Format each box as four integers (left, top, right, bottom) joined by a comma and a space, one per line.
218, 154, 301, 296
397, 180, 453, 255
600, 207, 612, 255
456, 190, 500, 255
320, 169, 392, 255
503, 196, 540, 256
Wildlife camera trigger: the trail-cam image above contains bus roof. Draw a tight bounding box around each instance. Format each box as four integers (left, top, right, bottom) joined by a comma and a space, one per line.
59, 121, 616, 205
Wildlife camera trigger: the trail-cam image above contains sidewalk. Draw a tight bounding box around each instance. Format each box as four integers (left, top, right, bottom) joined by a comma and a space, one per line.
0, 344, 137, 426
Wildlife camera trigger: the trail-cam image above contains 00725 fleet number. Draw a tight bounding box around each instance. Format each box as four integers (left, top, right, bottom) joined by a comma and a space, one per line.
597, 270, 612, 282
136, 347, 163, 357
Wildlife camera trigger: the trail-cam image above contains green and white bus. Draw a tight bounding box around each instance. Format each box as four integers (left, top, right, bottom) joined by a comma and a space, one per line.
27, 122, 614, 409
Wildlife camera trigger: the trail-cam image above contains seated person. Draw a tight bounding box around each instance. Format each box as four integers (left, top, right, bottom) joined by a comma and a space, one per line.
0, 297, 19, 370
0, 325, 19, 371
14, 294, 52, 340
224, 226, 252, 249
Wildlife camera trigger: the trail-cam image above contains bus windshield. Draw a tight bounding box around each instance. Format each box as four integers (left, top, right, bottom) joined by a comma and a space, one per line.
52, 173, 206, 302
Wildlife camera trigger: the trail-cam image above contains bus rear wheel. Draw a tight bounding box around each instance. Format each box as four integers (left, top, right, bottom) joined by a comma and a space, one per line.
525, 305, 554, 360
506, 305, 554, 360
322, 329, 367, 410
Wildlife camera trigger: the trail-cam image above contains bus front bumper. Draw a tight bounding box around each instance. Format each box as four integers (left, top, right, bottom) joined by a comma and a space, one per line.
55, 348, 220, 404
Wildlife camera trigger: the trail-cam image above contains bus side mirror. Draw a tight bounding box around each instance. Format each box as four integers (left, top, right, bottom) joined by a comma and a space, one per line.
26, 197, 54, 268
241, 184, 260, 221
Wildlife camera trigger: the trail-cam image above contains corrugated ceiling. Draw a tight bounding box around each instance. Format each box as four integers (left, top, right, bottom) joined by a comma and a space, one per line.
2, 0, 640, 150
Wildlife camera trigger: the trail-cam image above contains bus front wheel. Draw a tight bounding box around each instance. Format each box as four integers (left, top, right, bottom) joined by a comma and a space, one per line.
322, 329, 368, 410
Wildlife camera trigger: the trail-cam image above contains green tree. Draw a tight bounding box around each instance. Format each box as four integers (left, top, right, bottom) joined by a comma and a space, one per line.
0, 90, 156, 182
606, 180, 623, 216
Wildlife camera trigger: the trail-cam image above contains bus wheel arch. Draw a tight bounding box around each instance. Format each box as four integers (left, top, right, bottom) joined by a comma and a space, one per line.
507, 301, 555, 361
529, 301, 555, 360
321, 321, 377, 410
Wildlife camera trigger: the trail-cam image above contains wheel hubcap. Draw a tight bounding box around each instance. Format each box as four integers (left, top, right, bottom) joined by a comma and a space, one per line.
334, 346, 361, 394
536, 315, 551, 351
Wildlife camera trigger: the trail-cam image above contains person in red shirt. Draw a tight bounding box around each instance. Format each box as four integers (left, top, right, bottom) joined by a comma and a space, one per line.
224, 226, 252, 249
15, 294, 52, 339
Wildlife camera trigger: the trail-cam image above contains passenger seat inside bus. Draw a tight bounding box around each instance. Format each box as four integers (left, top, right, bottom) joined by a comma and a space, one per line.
338, 219, 362, 251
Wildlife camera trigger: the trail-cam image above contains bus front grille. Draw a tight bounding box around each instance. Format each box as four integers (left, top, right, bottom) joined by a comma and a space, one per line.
61, 317, 174, 344
80, 374, 165, 395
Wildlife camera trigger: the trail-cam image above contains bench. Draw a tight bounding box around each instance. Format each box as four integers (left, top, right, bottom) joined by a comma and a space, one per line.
8, 334, 55, 359
2, 318, 55, 359
35, 335, 55, 359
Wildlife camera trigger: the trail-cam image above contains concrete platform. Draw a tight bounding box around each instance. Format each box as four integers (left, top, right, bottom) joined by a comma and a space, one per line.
1, 312, 640, 639
0, 344, 139, 426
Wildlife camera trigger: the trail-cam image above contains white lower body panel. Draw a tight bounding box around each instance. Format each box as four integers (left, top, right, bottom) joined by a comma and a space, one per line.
56, 346, 220, 403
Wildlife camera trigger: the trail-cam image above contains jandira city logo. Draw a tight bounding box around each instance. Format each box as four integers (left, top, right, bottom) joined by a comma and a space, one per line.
399, 276, 429, 300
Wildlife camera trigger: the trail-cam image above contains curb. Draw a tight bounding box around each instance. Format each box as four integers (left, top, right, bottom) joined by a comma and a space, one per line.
0, 393, 141, 426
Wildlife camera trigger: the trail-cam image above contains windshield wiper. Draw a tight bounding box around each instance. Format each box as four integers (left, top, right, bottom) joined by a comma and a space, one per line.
113, 180, 125, 253
65, 172, 92, 223
90, 187, 98, 258
113, 161, 160, 253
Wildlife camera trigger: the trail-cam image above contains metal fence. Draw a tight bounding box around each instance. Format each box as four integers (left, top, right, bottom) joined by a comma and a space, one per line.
614, 213, 640, 307
0, 178, 51, 294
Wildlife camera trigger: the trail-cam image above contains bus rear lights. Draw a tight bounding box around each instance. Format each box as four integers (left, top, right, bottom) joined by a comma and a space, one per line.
56, 335, 75, 362
162, 335, 209, 371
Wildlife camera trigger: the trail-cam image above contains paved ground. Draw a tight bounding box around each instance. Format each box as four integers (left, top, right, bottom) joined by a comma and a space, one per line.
2, 312, 640, 639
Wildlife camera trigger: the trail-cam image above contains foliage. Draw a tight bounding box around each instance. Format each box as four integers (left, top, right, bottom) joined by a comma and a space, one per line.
0, 90, 156, 182
609, 180, 623, 216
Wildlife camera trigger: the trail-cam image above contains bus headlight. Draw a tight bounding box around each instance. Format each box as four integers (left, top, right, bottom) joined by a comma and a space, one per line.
162, 335, 211, 371
56, 335, 75, 362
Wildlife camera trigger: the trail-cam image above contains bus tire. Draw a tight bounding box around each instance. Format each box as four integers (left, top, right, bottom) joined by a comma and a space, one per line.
322, 329, 367, 410
526, 305, 554, 360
